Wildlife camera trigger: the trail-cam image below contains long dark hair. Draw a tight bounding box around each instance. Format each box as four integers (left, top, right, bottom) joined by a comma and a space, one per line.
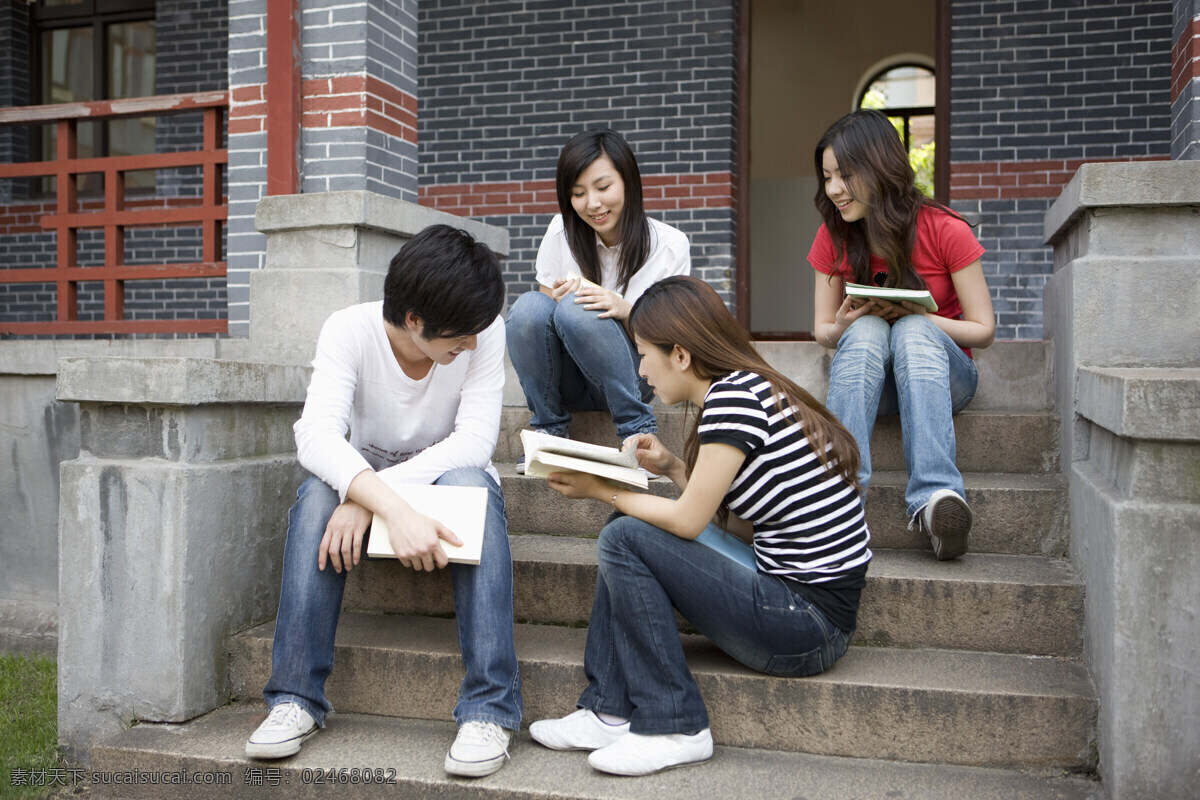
629, 276, 860, 494
813, 109, 967, 290
555, 129, 651, 293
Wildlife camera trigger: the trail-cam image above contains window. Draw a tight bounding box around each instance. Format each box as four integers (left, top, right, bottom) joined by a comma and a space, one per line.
33, 0, 157, 191
858, 64, 935, 197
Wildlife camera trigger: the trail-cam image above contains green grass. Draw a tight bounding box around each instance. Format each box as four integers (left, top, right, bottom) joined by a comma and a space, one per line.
0, 654, 59, 800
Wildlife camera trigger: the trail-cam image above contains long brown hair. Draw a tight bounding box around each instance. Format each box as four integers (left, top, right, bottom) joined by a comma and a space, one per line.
629, 276, 861, 491
813, 109, 968, 289
555, 129, 652, 293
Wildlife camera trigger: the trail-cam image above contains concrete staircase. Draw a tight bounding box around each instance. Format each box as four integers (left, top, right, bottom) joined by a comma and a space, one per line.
88, 342, 1102, 799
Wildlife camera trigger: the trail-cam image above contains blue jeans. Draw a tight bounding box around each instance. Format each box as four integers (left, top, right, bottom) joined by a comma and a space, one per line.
577, 516, 852, 736
506, 290, 656, 438
263, 470, 522, 731
825, 314, 978, 518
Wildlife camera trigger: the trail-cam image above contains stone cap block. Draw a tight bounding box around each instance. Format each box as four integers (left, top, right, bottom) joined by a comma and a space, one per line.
0, 339, 220, 376
1076, 366, 1200, 441
1044, 160, 1200, 245
255, 190, 510, 256
57, 357, 311, 406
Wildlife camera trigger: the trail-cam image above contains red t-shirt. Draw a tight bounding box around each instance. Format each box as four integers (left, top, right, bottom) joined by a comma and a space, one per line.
807, 205, 986, 324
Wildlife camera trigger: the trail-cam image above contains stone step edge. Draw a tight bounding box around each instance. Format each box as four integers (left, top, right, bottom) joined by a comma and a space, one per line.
346, 538, 1085, 656
88, 705, 1102, 800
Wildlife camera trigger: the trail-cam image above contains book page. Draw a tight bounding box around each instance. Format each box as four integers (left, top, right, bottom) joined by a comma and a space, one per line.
365, 482, 489, 565
520, 429, 639, 469
520, 430, 647, 489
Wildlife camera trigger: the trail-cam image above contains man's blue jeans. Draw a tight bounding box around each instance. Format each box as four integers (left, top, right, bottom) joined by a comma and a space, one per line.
576, 516, 852, 736
506, 290, 657, 439
263, 469, 522, 731
825, 314, 978, 519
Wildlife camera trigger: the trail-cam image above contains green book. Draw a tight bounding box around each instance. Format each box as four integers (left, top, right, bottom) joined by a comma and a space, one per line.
845, 282, 938, 313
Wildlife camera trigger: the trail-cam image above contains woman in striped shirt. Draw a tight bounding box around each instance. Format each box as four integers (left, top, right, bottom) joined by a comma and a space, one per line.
528, 275, 872, 776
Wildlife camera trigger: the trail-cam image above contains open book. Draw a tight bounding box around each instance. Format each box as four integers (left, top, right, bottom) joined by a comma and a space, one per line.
845, 282, 938, 313
520, 429, 648, 490
365, 479, 489, 565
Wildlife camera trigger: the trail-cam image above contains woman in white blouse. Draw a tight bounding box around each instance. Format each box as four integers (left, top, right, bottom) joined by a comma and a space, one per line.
506, 129, 691, 465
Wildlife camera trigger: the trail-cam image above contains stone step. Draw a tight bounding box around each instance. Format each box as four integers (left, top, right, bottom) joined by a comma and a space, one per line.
88, 705, 1102, 800
495, 408, 1060, 477
501, 340, 1055, 413
228, 613, 1096, 769
498, 466, 1068, 556
344, 539, 1083, 657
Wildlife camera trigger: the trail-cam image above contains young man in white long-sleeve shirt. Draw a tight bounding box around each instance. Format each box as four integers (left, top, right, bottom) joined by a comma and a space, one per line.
245, 224, 522, 777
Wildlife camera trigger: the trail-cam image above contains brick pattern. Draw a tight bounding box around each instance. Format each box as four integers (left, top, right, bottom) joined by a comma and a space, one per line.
949, 0, 1174, 339
0, 4, 32, 204
299, 0, 419, 200
1172, 7, 1200, 158
416, 0, 740, 309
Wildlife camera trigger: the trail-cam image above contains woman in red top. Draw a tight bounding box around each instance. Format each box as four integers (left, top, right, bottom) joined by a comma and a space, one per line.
808, 110, 995, 560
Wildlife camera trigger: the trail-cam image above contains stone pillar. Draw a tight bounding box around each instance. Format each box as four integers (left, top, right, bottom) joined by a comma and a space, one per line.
249, 190, 509, 365
1043, 161, 1200, 799
226, 0, 420, 337
1173, 0, 1200, 159
55, 358, 309, 760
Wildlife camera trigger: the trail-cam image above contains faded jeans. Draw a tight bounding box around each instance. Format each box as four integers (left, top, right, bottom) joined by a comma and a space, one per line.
577, 516, 852, 736
825, 314, 978, 518
506, 290, 656, 439
263, 469, 522, 731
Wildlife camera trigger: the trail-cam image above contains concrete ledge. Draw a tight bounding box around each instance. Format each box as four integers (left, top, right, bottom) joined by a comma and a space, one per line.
255, 190, 510, 256
0, 339, 223, 376
56, 358, 310, 406
0, 599, 57, 658
1044, 160, 1200, 244
1077, 367, 1200, 441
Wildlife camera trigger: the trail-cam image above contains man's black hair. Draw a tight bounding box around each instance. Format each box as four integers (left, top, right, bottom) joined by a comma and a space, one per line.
383, 224, 505, 339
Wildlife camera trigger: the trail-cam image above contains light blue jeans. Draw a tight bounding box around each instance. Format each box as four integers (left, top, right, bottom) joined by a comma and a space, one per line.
506, 290, 657, 439
263, 469, 522, 731
825, 314, 978, 519
577, 515, 852, 736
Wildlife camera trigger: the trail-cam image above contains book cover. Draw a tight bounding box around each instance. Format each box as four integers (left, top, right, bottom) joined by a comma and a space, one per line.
365, 481, 489, 565
520, 429, 648, 490
695, 525, 757, 571
845, 282, 938, 313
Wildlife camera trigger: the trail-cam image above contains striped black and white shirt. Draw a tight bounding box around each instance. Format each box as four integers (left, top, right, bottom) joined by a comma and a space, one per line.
699, 371, 872, 629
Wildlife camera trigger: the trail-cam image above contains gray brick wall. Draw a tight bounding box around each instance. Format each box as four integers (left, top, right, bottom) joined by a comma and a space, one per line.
225, 0, 268, 336
416, 0, 740, 310
299, 0, 419, 201
949, 0, 1174, 339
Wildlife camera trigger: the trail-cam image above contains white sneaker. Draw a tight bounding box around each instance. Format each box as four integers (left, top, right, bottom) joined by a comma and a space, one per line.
444, 721, 510, 777
920, 489, 973, 561
245, 702, 318, 759
587, 729, 713, 776
529, 708, 629, 751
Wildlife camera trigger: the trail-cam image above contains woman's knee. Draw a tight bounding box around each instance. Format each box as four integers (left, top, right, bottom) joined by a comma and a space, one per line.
596, 515, 650, 563
506, 291, 555, 338
832, 316, 891, 377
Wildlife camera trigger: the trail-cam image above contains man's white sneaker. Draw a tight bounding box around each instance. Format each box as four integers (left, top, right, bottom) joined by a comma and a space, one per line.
587, 729, 713, 776
245, 702, 318, 759
529, 708, 629, 751
444, 721, 511, 777
920, 489, 973, 561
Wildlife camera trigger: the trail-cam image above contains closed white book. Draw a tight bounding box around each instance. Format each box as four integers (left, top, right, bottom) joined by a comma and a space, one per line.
520, 429, 648, 490
366, 480, 488, 565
